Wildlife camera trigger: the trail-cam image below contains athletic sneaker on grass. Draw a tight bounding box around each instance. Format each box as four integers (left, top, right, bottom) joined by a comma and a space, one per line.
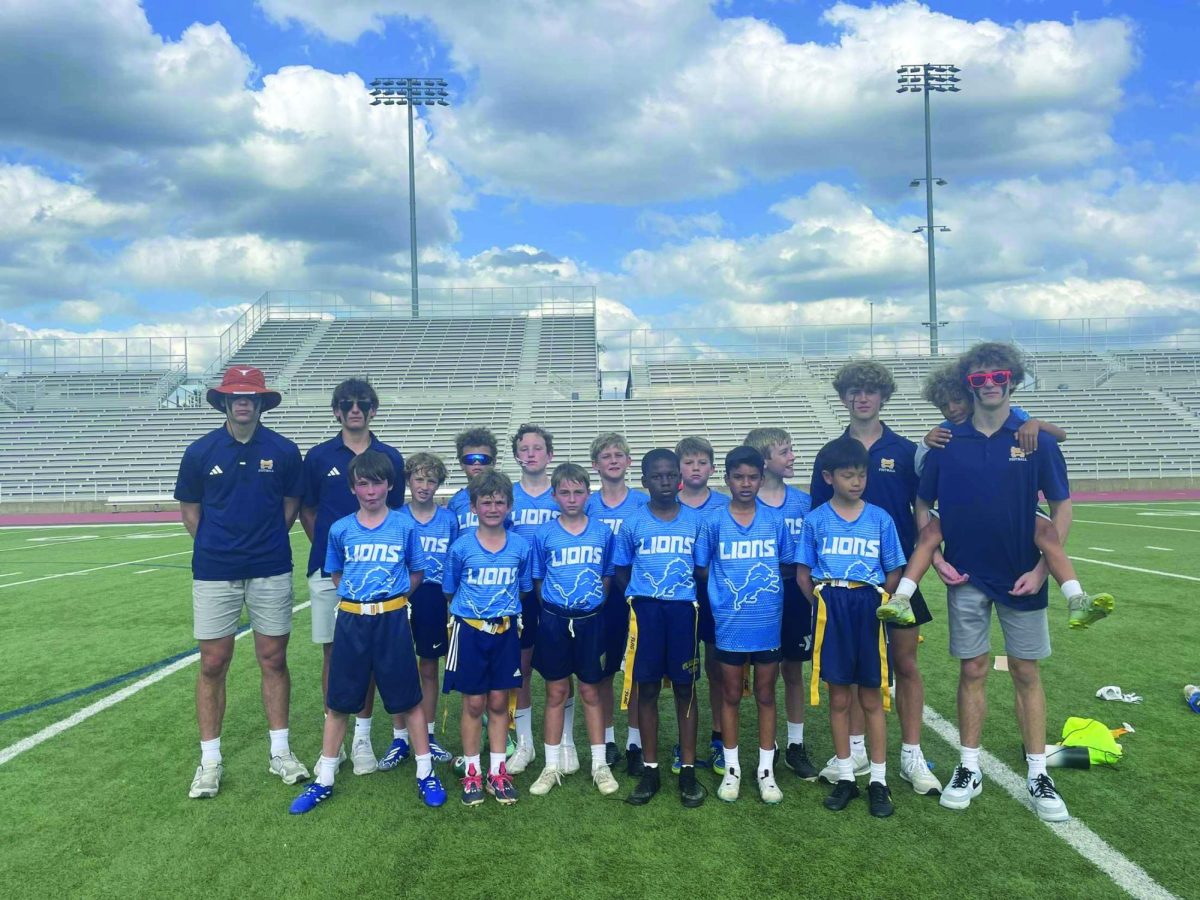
378, 737, 410, 771
1028, 773, 1069, 822
818, 751, 868, 784
939, 765, 983, 810
269, 752, 310, 785
289, 782, 331, 815
1067, 592, 1114, 629
188, 762, 222, 799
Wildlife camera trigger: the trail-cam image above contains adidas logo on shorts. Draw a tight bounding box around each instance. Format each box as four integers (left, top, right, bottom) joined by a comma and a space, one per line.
208, 465, 224, 476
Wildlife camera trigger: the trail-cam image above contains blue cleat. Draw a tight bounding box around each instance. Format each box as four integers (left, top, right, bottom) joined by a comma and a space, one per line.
289, 782, 332, 815
378, 738, 410, 771
709, 738, 726, 776
428, 739, 453, 765
418, 773, 448, 807
671, 744, 682, 775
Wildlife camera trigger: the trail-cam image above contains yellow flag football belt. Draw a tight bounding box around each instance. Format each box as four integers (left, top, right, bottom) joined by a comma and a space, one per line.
810, 582, 892, 713
338, 595, 408, 616
462, 616, 514, 635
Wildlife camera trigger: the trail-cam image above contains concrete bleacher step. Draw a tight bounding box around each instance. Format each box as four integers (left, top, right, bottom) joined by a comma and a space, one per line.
276, 319, 331, 390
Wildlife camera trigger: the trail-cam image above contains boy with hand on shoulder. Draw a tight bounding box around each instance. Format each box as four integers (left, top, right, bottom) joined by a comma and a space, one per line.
694, 446, 795, 805
381, 452, 458, 771
507, 424, 561, 776
289, 451, 446, 814
448, 427, 501, 534
615, 449, 706, 808
442, 470, 533, 806
529, 463, 620, 797
797, 437, 906, 819
586, 432, 649, 773
676, 436, 731, 776
745, 427, 818, 781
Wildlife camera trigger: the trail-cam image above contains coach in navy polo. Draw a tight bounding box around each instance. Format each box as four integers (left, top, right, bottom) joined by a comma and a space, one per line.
916, 341, 1073, 823
300, 377, 404, 774
175, 365, 308, 801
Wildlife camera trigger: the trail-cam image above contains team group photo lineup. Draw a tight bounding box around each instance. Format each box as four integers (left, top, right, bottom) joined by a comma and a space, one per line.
178, 340, 1114, 819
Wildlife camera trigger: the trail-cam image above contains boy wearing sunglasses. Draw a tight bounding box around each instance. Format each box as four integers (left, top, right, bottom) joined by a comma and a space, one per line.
448, 427, 501, 534
300, 379, 406, 776
915, 342, 1088, 823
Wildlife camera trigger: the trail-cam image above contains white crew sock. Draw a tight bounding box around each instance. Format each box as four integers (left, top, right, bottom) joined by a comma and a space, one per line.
901, 742, 921, 760
723, 745, 740, 775
627, 726, 642, 750
465, 754, 481, 776
604, 726, 615, 744
515, 707, 534, 746
1026, 752, 1047, 780
395, 727, 409, 741
849, 734, 866, 756
489, 752, 506, 776
354, 716, 372, 741
836, 756, 855, 781
562, 698, 576, 747
268, 728, 290, 757
870, 761, 887, 785
427, 721, 436, 736
415, 753, 433, 780
1060, 579, 1082, 600
591, 743, 607, 772
759, 746, 774, 776
545, 743, 562, 770
961, 745, 981, 774
896, 577, 919, 600
199, 737, 222, 766
316, 754, 338, 787
787, 721, 804, 744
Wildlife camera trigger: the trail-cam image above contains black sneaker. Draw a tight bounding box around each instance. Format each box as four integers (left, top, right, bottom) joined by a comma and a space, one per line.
678, 765, 706, 808
626, 744, 645, 776
785, 742, 819, 781
867, 781, 894, 818
823, 779, 860, 811
626, 766, 660, 805
606, 741, 623, 768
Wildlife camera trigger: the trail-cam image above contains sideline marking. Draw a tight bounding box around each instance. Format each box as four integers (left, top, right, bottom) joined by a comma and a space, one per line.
0, 551, 192, 590
0, 522, 180, 531
1145, 546, 1173, 552
132, 569, 156, 575
1075, 519, 1200, 535
1087, 547, 1114, 553
0, 602, 311, 767
1070, 557, 1200, 583
0, 571, 21, 578
922, 706, 1179, 900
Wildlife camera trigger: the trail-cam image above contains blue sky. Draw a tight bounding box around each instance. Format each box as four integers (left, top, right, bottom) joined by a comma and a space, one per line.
1, 1, 1197, 369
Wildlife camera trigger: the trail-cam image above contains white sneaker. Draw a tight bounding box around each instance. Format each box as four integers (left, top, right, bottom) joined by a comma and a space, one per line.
717, 768, 741, 802
900, 751, 943, 796
1028, 773, 1070, 822
351, 738, 378, 776
757, 770, 783, 805
561, 743, 580, 775
939, 765, 983, 810
507, 739, 536, 775
592, 764, 619, 796
818, 752, 869, 784
269, 751, 311, 786
188, 761, 222, 799
529, 766, 563, 796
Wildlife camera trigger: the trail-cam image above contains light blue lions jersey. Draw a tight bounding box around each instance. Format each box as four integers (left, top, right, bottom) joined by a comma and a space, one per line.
531, 518, 615, 612
443, 531, 533, 619
682, 490, 730, 513
695, 507, 796, 652
757, 485, 812, 539
325, 509, 427, 602
447, 487, 478, 534
798, 502, 906, 587
585, 487, 648, 536
614, 504, 703, 602
509, 482, 561, 538
401, 504, 458, 586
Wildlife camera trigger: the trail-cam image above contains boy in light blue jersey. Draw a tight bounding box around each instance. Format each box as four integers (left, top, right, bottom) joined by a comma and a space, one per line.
447, 427, 500, 534
615, 449, 706, 808
443, 470, 533, 806
694, 446, 795, 805
798, 437, 905, 819
677, 435, 731, 776
528, 463, 619, 797
379, 452, 458, 771
745, 426, 819, 782
290, 451, 446, 814
507, 424, 560, 775
586, 432, 649, 773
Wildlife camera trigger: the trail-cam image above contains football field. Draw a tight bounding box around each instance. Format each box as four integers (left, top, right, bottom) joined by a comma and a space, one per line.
1, 502, 1196, 899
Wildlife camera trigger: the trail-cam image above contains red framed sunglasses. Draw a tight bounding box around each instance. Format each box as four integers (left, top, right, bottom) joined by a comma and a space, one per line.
965, 369, 1012, 388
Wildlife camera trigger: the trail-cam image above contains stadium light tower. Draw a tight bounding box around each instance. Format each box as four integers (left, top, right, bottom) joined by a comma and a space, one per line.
369, 77, 450, 319
897, 64, 960, 356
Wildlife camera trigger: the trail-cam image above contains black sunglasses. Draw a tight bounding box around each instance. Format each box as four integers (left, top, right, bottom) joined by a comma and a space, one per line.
338, 399, 374, 414
460, 453, 494, 466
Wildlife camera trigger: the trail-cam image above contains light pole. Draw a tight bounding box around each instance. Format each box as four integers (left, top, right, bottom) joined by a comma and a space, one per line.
897, 64, 960, 356
369, 77, 450, 318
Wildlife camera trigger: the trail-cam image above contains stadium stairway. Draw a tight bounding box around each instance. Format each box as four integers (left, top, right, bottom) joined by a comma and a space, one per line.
277, 319, 331, 393
506, 317, 543, 436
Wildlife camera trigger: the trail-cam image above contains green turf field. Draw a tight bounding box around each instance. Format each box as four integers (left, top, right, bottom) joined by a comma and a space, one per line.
1, 503, 1196, 899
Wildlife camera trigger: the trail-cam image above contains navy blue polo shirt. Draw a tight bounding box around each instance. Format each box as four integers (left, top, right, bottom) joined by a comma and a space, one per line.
809, 424, 919, 554
174, 424, 304, 581
301, 432, 405, 577
917, 410, 1070, 611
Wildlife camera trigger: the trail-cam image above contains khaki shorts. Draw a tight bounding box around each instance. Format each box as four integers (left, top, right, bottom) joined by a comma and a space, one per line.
193, 573, 293, 640
308, 571, 339, 644
947, 583, 1050, 661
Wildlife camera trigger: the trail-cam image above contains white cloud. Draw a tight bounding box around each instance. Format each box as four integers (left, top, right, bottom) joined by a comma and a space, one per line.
0, 164, 143, 240
981, 277, 1200, 320
120, 235, 309, 292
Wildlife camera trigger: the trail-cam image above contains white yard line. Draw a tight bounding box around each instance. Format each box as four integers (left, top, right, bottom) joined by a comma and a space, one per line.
132, 569, 156, 575
922, 706, 1179, 900
1069, 557, 1200, 583
0, 601, 310, 768
1145, 546, 1173, 552
1087, 547, 1114, 553
0, 550, 193, 590
1074, 519, 1200, 535
0, 571, 21, 578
